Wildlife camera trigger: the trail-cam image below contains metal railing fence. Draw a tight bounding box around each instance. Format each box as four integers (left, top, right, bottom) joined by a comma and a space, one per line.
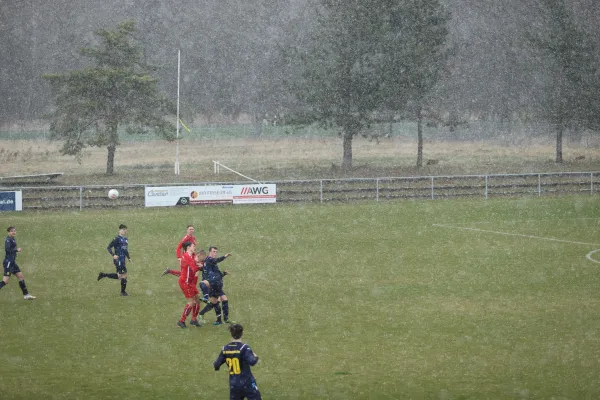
2, 171, 599, 211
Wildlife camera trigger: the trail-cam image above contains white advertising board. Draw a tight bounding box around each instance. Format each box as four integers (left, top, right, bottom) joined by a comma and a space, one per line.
232, 184, 276, 204
145, 184, 276, 207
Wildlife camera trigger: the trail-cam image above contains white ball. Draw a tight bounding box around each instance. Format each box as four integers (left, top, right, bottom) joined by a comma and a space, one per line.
108, 189, 119, 199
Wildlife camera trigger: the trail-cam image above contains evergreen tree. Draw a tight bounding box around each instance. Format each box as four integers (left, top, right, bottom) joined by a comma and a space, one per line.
292, 0, 383, 170
528, 0, 600, 162
292, 0, 450, 169
377, 0, 450, 167
42, 21, 175, 174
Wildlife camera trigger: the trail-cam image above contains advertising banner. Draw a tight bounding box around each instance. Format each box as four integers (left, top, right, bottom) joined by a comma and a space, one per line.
145, 185, 233, 207
144, 184, 276, 207
0, 191, 22, 211
232, 184, 277, 204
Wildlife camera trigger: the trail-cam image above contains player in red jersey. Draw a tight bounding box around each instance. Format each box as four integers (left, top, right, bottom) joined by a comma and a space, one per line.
177, 242, 203, 328
176, 225, 196, 260
162, 225, 211, 303
162, 225, 196, 277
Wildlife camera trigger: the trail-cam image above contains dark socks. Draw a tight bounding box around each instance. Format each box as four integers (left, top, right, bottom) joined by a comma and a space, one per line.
222, 300, 229, 321
99, 273, 119, 279
19, 280, 29, 295
0, 281, 5, 290
120, 278, 127, 293
199, 303, 214, 316
213, 302, 222, 322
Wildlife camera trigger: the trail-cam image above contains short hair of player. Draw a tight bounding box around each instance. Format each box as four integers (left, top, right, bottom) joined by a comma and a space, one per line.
209, 246, 218, 252
187, 224, 194, 229
7, 226, 15, 232
182, 241, 193, 252
119, 224, 127, 230
229, 323, 244, 339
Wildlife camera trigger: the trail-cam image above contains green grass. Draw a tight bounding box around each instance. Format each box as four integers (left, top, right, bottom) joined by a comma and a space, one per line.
2, 196, 600, 399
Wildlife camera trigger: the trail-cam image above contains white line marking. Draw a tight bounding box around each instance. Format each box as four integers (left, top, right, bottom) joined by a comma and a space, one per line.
586, 249, 600, 264
467, 217, 600, 225
432, 223, 600, 246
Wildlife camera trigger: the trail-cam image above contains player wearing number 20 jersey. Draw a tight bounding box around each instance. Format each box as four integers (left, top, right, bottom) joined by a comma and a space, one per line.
214, 323, 261, 400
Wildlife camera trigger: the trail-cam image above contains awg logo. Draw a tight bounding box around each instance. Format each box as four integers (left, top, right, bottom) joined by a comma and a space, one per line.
241, 186, 269, 195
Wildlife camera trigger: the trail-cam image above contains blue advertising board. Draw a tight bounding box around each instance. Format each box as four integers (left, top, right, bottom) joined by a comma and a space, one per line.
0, 191, 23, 211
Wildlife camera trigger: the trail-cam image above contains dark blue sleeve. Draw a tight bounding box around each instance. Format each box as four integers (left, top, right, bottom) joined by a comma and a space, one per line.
215, 256, 227, 263
107, 238, 116, 255
243, 345, 259, 366
214, 350, 226, 371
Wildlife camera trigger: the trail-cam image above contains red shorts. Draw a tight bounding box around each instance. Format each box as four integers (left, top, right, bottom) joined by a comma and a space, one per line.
179, 281, 199, 298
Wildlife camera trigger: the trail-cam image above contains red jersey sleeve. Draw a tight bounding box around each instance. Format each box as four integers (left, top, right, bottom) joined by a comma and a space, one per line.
176, 237, 186, 259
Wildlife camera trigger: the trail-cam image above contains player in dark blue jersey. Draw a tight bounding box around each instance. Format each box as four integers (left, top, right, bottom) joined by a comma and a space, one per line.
198, 246, 233, 325
1, 226, 36, 299
98, 224, 132, 296
214, 323, 262, 400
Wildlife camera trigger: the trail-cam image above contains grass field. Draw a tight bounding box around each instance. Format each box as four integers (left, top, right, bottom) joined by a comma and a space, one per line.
1, 132, 600, 186
2, 196, 600, 399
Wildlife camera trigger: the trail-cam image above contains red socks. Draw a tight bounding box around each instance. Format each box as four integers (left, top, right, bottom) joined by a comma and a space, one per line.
180, 304, 192, 322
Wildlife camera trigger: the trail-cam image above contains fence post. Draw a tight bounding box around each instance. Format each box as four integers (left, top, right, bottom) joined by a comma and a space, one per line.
591, 172, 594, 195
320, 180, 323, 203
538, 174, 541, 197
79, 187, 83, 211
376, 178, 379, 202
485, 175, 488, 199
431, 176, 435, 200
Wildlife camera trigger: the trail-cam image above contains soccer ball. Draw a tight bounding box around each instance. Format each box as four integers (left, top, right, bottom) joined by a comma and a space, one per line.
108, 189, 119, 199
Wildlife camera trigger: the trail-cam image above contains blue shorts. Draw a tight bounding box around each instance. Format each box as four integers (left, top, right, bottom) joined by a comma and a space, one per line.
113, 258, 128, 274
3, 260, 20, 276
230, 378, 261, 400
209, 282, 225, 298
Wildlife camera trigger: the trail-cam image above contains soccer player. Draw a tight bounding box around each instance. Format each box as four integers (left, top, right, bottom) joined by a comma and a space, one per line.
162, 224, 210, 302
214, 323, 261, 400
176, 225, 196, 259
162, 225, 199, 278
0, 226, 36, 299
177, 241, 203, 328
198, 246, 232, 325
191, 249, 208, 322
98, 224, 131, 296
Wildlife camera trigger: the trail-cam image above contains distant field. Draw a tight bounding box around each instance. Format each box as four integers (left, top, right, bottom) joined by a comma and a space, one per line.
1, 196, 600, 399
1, 130, 599, 186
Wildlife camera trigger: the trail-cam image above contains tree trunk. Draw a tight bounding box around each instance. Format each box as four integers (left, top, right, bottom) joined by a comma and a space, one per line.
106, 143, 116, 175
416, 105, 423, 168
341, 132, 353, 170
555, 123, 563, 163
106, 120, 119, 174
252, 111, 263, 137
